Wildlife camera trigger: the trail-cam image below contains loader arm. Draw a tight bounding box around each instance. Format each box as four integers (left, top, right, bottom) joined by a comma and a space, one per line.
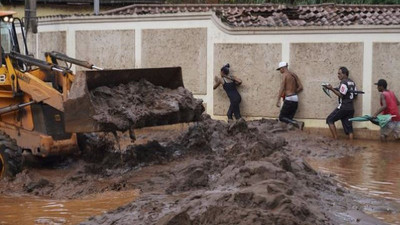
4, 54, 65, 111
45, 51, 103, 70
16, 70, 64, 111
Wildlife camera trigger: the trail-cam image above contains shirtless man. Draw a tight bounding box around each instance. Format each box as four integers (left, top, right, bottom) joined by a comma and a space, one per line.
276, 62, 304, 130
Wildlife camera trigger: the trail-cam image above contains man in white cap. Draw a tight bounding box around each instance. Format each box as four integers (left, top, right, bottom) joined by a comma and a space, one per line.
276, 61, 304, 130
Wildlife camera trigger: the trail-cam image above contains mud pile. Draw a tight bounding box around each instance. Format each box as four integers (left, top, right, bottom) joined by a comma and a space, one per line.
81, 117, 350, 225
1, 117, 379, 224
89, 79, 204, 131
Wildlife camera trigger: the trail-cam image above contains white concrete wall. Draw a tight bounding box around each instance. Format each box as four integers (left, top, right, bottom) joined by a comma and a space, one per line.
34, 13, 400, 130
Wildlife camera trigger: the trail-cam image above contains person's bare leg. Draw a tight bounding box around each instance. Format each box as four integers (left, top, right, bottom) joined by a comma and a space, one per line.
328, 124, 338, 139
348, 133, 354, 140
380, 134, 387, 142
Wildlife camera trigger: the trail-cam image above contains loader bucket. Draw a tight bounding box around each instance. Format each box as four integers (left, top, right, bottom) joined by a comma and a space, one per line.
64, 67, 202, 133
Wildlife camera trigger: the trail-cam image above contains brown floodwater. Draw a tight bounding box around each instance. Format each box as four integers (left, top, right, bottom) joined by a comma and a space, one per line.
308, 140, 400, 224
0, 124, 188, 225
0, 190, 138, 225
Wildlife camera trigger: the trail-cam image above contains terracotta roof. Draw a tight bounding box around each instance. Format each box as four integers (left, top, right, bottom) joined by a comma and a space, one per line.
43, 4, 400, 27
101, 4, 218, 15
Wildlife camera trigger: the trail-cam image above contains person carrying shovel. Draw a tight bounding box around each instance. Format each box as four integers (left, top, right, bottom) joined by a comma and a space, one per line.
324, 67, 357, 140
372, 79, 400, 141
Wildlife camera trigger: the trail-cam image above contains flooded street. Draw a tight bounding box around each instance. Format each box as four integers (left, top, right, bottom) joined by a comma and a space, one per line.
1, 121, 399, 225
0, 190, 138, 225
308, 140, 400, 224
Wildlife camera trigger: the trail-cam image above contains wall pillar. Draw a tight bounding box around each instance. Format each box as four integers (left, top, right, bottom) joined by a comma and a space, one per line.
362, 41, 373, 117
66, 28, 76, 72
135, 28, 141, 68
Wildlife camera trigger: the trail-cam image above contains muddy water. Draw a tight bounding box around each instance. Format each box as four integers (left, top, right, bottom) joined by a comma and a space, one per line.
308, 140, 400, 224
0, 123, 188, 225
0, 190, 138, 225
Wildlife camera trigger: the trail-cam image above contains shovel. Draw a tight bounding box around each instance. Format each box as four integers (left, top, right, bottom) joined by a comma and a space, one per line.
349, 114, 395, 128
321, 82, 365, 98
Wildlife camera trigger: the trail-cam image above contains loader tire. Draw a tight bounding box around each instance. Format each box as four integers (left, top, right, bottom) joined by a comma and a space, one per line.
0, 132, 22, 179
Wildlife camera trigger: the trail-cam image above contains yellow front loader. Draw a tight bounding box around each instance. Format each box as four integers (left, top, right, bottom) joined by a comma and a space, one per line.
0, 11, 193, 179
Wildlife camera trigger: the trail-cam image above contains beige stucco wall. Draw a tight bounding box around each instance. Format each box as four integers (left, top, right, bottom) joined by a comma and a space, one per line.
38, 31, 66, 60
371, 42, 400, 115
290, 43, 364, 119
141, 28, 207, 95
75, 30, 135, 69
30, 15, 400, 129
213, 43, 282, 118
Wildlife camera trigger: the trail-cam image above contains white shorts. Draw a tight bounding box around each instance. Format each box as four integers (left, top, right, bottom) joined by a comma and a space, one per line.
285, 94, 298, 102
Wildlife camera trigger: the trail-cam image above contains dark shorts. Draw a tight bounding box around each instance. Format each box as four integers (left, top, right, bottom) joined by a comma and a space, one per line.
326, 108, 354, 134
279, 100, 298, 120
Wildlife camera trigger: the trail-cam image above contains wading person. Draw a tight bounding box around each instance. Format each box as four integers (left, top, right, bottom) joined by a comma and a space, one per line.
324, 67, 357, 140
214, 64, 242, 122
276, 61, 304, 130
372, 79, 400, 141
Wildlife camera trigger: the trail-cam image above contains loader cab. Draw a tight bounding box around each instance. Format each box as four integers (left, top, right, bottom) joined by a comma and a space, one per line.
0, 19, 14, 52
0, 11, 25, 65
0, 13, 14, 64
